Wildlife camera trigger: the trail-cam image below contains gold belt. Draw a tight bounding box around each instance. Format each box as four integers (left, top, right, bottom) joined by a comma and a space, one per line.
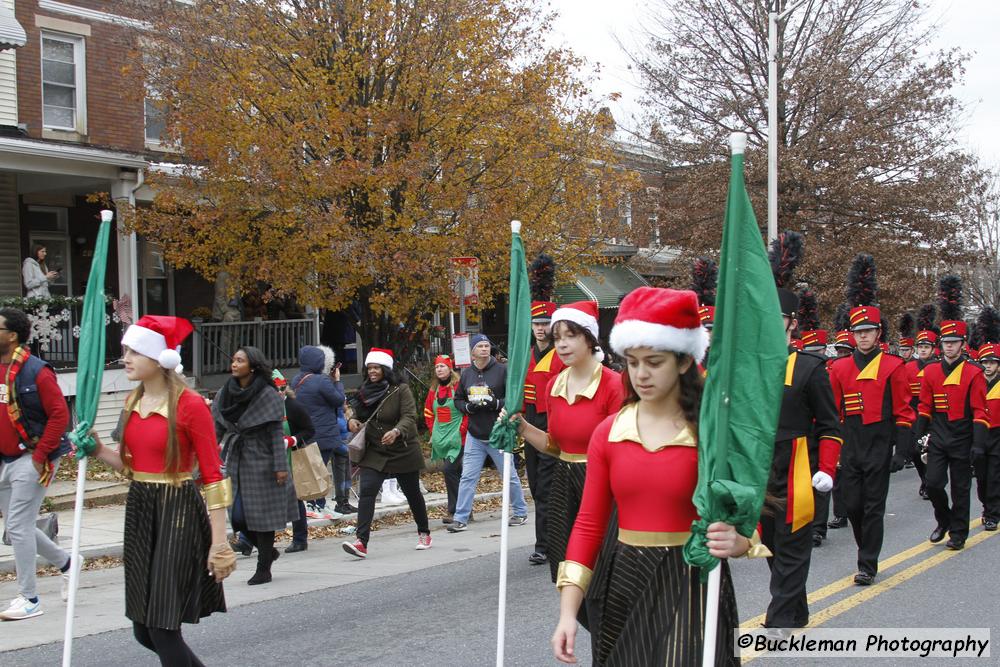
618, 528, 691, 547
558, 451, 587, 464
131, 471, 194, 484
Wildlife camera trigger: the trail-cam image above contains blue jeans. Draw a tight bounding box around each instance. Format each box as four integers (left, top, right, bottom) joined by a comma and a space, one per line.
453, 434, 527, 523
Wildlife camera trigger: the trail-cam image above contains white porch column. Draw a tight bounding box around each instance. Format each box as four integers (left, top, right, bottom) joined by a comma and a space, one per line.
111, 171, 141, 316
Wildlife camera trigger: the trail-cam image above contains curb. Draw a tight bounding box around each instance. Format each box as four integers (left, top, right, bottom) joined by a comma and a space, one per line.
0, 491, 506, 574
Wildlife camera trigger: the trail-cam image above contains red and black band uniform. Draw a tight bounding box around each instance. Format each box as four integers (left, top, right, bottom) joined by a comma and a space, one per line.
829, 348, 914, 577
911, 359, 989, 543
557, 405, 768, 666
977, 374, 1000, 524
904, 357, 935, 486
119, 389, 231, 630
762, 348, 842, 628
522, 341, 566, 557
540, 363, 623, 587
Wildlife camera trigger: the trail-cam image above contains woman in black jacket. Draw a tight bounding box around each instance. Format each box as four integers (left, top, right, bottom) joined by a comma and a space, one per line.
280, 376, 317, 553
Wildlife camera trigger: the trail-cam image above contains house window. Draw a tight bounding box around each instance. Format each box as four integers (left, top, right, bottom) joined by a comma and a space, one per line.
144, 97, 167, 144
41, 32, 86, 132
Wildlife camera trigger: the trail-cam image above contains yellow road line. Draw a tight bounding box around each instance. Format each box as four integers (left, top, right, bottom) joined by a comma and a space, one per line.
739, 518, 982, 630
741, 525, 998, 663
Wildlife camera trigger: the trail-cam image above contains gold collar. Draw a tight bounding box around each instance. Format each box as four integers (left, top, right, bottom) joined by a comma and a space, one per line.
549, 362, 603, 405
126, 393, 170, 419
608, 403, 697, 452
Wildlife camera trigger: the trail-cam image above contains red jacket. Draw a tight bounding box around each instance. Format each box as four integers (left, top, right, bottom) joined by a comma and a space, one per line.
986, 376, 1000, 429
829, 350, 914, 427
916, 360, 988, 426
524, 345, 565, 414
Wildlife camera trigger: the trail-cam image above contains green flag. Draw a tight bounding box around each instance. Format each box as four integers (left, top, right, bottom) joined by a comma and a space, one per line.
69, 210, 113, 458
489, 221, 532, 454
683, 135, 786, 578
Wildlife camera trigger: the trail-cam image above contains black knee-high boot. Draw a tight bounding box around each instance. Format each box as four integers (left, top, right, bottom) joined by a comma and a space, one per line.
248, 531, 276, 585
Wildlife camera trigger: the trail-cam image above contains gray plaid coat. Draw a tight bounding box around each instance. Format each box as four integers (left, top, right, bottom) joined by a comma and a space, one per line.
214, 386, 297, 531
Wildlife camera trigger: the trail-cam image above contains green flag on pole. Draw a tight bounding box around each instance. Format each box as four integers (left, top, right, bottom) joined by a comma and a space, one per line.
683, 134, 786, 578
489, 220, 532, 454
69, 210, 113, 457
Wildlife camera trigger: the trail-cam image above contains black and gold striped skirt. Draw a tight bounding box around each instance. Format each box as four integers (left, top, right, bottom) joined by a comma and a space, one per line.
546, 459, 588, 584
586, 542, 739, 666
123, 480, 226, 630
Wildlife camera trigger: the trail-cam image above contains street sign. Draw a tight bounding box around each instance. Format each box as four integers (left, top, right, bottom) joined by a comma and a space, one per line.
450, 257, 479, 307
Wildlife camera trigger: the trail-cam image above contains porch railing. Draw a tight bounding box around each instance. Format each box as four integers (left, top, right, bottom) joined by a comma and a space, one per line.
31, 301, 126, 369
191, 318, 317, 379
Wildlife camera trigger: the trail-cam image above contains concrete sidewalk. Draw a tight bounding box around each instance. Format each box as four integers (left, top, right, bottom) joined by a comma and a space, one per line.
0, 499, 533, 653
0, 490, 502, 573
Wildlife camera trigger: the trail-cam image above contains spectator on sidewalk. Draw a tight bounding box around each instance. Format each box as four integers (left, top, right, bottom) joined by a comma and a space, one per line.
320, 345, 356, 514
343, 348, 430, 558
448, 334, 528, 534
214, 346, 297, 585
278, 374, 317, 554
290, 345, 352, 518
424, 355, 467, 523
0, 308, 72, 621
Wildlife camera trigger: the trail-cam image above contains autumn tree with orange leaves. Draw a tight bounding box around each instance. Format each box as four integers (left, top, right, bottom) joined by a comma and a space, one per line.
126, 0, 633, 352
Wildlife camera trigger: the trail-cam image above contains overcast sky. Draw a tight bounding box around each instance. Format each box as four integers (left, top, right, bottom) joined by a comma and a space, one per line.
547, 0, 1000, 164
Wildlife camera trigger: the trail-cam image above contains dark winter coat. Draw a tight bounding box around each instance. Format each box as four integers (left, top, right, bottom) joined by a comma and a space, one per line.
214, 383, 298, 531
349, 383, 423, 474
290, 346, 346, 453
454, 357, 507, 441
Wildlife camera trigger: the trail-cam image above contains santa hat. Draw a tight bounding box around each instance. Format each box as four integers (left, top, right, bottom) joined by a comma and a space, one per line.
609, 287, 709, 364
550, 300, 599, 340
365, 347, 394, 370
121, 315, 193, 370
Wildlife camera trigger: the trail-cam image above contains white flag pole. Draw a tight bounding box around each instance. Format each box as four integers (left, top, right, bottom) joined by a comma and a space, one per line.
701, 563, 722, 667
62, 455, 88, 667
496, 450, 513, 667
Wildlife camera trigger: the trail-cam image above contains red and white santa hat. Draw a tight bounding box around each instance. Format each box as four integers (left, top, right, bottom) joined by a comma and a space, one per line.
365, 347, 394, 370
609, 287, 709, 363
550, 300, 599, 340
121, 315, 194, 370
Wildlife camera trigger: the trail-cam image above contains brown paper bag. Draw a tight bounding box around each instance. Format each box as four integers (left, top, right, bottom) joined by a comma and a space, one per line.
290, 442, 332, 501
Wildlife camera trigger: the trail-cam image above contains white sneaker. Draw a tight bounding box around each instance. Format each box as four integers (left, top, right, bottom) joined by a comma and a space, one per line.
0, 595, 43, 621
321, 506, 341, 520
61, 557, 83, 602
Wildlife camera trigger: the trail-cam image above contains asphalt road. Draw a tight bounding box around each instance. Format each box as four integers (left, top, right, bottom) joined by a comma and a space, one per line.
5, 466, 1000, 666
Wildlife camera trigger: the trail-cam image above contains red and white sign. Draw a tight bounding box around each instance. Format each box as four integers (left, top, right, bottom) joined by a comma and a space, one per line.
449, 257, 479, 307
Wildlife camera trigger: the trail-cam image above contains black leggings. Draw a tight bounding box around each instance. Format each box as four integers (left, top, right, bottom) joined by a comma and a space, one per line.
356, 468, 429, 546
133, 622, 205, 667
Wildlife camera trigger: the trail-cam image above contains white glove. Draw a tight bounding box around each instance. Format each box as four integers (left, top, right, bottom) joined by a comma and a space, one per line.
812, 471, 834, 492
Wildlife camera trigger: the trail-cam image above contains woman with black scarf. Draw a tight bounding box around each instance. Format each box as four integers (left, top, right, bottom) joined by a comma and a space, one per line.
343, 348, 429, 558
213, 346, 298, 584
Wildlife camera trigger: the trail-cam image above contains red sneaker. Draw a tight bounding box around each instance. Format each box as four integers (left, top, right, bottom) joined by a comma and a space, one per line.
416, 533, 432, 550
342, 540, 367, 559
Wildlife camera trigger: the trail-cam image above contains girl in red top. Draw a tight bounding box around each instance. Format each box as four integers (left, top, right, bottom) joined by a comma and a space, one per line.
93, 316, 235, 667
513, 301, 623, 591
424, 354, 468, 522
551, 288, 764, 666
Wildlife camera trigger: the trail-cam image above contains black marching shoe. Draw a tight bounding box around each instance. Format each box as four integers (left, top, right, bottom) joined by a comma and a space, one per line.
827, 516, 848, 529
929, 525, 947, 543
248, 569, 272, 585
812, 533, 823, 547
284, 541, 308, 553
528, 552, 548, 565
853, 572, 874, 586
919, 484, 929, 500
945, 538, 965, 550
984, 519, 998, 532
